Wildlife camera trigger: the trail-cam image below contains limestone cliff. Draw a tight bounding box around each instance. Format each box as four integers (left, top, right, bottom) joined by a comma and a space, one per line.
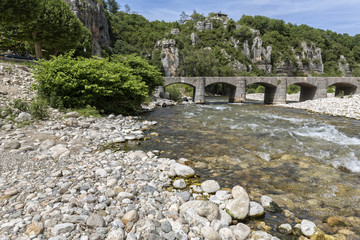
157, 39, 179, 77
158, 17, 353, 77
64, 0, 111, 56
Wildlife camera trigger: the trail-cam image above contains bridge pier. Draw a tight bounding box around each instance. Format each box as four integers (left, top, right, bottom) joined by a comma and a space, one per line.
314, 78, 327, 99
194, 78, 205, 104
234, 79, 246, 103
268, 79, 286, 104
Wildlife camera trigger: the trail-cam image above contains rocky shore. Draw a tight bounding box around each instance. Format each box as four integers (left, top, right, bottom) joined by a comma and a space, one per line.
247, 93, 360, 120
0, 63, 357, 239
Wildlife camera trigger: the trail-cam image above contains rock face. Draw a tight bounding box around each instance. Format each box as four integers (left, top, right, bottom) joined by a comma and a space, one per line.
157, 39, 179, 77
64, 0, 111, 56
338, 55, 351, 76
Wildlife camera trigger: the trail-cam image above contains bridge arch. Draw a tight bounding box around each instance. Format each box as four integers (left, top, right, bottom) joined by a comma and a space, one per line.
246, 82, 278, 104
165, 83, 195, 102
289, 82, 317, 101
205, 82, 237, 103
327, 82, 357, 97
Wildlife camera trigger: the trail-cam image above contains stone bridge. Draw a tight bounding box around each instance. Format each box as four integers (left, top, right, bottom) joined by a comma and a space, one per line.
158, 77, 360, 104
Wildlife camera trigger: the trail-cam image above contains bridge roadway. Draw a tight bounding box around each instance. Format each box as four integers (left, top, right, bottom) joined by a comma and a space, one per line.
159, 76, 360, 104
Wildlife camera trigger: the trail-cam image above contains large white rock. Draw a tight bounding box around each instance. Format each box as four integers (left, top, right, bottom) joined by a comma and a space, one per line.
226, 198, 249, 220
249, 201, 265, 217
49, 144, 69, 159
301, 219, 317, 237
16, 112, 32, 122
170, 163, 195, 177
261, 195, 273, 208
230, 223, 251, 240
180, 200, 220, 222
232, 185, 249, 200
201, 226, 222, 240
201, 180, 220, 193
173, 179, 187, 189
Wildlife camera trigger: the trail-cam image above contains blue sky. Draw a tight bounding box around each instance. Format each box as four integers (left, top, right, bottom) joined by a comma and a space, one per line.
118, 0, 360, 36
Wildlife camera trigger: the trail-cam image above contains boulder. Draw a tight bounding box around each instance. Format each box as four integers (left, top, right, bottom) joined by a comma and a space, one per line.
249, 201, 265, 217
16, 112, 31, 122
201, 180, 220, 193
170, 163, 195, 177
201, 226, 222, 240
180, 200, 220, 222
301, 219, 317, 237
230, 223, 251, 240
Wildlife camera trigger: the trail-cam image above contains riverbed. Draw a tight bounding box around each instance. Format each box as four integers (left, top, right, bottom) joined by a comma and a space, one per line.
137, 98, 360, 224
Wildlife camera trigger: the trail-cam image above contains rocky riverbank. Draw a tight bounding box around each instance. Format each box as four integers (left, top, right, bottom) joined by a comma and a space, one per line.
0, 63, 357, 239
247, 93, 360, 120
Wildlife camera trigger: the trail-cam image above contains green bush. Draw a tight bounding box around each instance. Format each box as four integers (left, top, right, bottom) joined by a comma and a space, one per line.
33, 53, 163, 115
166, 85, 183, 102
30, 98, 49, 120
12, 99, 29, 111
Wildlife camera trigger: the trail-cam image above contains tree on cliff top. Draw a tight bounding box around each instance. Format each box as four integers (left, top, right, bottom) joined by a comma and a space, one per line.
0, 0, 91, 59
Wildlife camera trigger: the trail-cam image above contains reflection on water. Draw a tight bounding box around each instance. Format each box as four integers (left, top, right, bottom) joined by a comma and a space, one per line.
139, 97, 360, 222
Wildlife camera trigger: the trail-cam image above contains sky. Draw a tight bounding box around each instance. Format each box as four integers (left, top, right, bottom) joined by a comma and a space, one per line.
118, 0, 360, 36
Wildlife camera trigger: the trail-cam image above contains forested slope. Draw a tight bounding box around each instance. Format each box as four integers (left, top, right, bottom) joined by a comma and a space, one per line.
108, 11, 360, 77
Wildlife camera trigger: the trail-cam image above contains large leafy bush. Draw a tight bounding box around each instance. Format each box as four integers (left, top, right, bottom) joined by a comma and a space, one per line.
33, 53, 163, 115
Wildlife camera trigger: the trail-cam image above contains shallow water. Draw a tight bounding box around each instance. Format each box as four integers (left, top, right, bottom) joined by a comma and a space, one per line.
138, 97, 360, 224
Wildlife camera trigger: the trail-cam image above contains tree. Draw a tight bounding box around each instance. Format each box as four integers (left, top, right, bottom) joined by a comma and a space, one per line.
179, 11, 189, 24
190, 10, 205, 22
0, 0, 41, 24
124, 4, 131, 14
0, 0, 91, 58
107, 0, 119, 14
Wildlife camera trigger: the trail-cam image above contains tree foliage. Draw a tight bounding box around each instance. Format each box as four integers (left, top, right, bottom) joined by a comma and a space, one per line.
0, 0, 91, 58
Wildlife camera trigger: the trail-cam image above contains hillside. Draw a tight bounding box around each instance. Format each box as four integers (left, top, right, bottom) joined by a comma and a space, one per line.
108, 11, 360, 78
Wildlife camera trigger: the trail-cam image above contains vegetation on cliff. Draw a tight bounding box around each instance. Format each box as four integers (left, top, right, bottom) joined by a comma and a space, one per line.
106, 10, 360, 77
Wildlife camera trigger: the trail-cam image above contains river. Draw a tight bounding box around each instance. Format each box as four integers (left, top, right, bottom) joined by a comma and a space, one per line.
135, 97, 360, 231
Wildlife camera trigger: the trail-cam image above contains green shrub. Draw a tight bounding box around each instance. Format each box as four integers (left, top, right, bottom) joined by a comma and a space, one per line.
166, 85, 183, 102
12, 99, 29, 111
30, 98, 49, 120
33, 53, 163, 115
75, 105, 101, 118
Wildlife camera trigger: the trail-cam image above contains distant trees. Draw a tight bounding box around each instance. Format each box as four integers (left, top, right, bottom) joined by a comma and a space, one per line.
106, 0, 119, 14
0, 0, 91, 58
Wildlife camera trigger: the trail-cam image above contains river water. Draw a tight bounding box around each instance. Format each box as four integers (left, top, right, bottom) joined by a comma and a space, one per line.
137, 97, 360, 227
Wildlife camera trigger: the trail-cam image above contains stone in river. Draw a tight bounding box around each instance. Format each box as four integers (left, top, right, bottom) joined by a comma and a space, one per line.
173, 179, 186, 189
231, 185, 249, 200
226, 198, 249, 220
248, 201, 265, 217
170, 163, 195, 177
201, 180, 220, 193
301, 219, 317, 237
